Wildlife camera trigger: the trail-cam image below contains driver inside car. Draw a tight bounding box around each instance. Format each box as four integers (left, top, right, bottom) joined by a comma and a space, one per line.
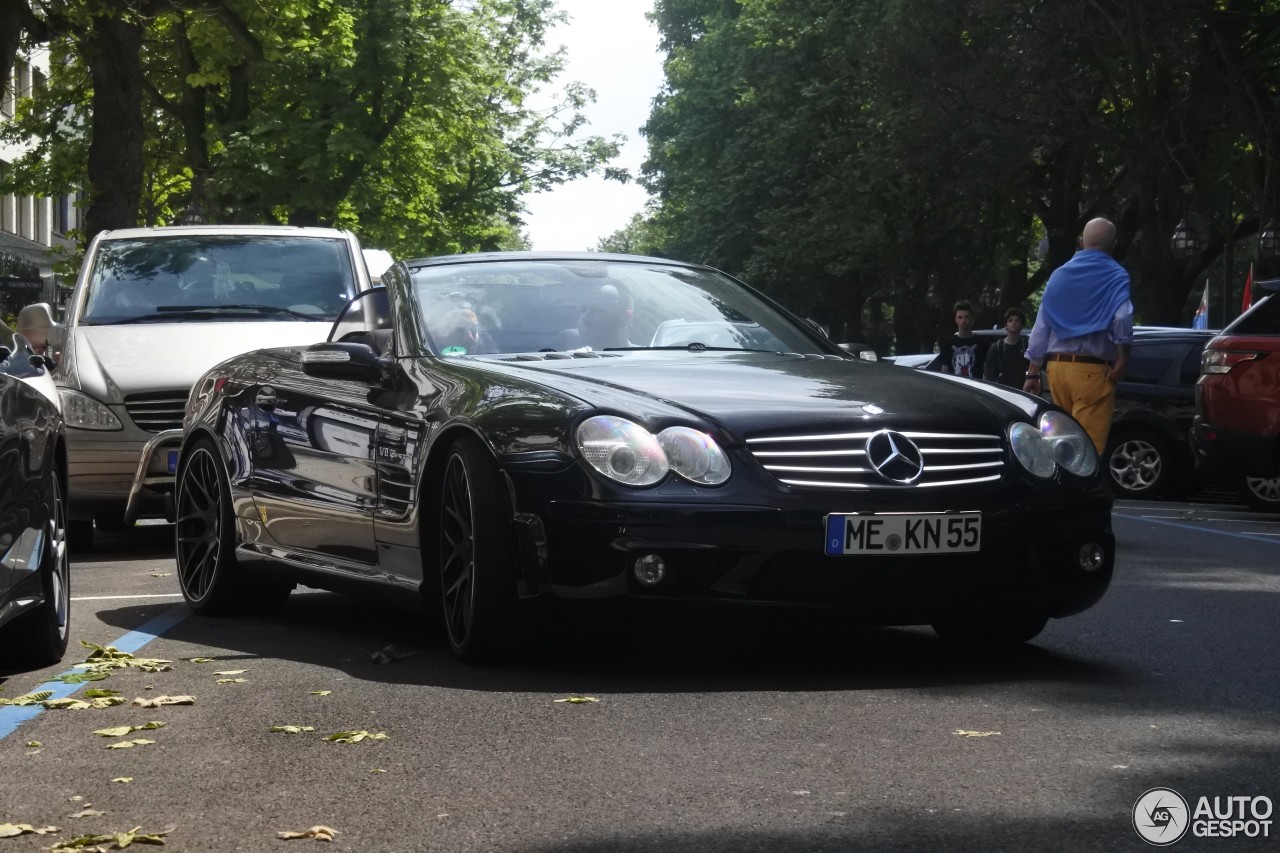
429, 304, 483, 354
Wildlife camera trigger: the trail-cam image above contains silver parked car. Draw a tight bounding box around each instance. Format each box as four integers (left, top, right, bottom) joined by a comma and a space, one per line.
20, 225, 374, 549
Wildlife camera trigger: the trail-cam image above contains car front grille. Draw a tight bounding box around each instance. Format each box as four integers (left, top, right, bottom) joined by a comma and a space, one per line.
745, 429, 1005, 490
124, 391, 188, 432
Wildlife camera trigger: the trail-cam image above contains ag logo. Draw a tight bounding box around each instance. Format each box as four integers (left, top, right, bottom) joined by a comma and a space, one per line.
1133, 787, 1190, 845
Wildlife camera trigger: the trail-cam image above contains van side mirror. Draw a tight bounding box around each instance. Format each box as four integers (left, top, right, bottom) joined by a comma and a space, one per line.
17, 302, 62, 356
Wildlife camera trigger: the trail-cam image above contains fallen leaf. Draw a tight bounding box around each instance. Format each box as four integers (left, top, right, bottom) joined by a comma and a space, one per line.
553, 696, 599, 704
369, 769, 386, 773
42, 699, 93, 711
212, 670, 247, 676
325, 730, 388, 744
104, 741, 136, 750
83, 689, 122, 698
215, 678, 248, 684
277, 825, 338, 841
0, 690, 54, 706
309, 691, 332, 696
111, 778, 132, 784
0, 823, 59, 837
26, 741, 41, 748
186, 657, 215, 663
270, 725, 316, 734
131, 695, 195, 708
49, 826, 169, 850
69, 808, 105, 819
953, 730, 1001, 738
94, 722, 165, 738
149, 572, 171, 577
50, 671, 111, 685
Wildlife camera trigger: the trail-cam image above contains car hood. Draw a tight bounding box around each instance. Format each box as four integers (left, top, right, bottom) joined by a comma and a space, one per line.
467, 352, 1042, 438
59, 322, 331, 401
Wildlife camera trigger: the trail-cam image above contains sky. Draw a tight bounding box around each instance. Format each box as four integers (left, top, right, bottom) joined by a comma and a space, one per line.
522, 0, 665, 251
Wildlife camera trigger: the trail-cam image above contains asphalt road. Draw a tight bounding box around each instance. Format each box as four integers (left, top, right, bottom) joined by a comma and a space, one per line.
1, 497, 1278, 852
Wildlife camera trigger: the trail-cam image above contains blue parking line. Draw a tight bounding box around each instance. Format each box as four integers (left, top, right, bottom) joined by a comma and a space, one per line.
0, 603, 190, 741
1114, 512, 1280, 546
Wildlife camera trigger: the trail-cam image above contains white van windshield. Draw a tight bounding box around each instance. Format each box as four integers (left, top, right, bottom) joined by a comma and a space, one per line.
81, 235, 356, 325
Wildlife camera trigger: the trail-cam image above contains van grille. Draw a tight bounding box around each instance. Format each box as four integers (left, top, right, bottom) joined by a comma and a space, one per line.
124, 391, 188, 432
746, 429, 1005, 490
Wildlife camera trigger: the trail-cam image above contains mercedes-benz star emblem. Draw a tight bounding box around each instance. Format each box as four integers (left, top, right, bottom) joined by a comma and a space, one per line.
865, 429, 924, 484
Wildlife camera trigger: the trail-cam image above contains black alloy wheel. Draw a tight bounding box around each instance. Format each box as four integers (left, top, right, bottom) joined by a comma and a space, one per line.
931, 611, 1049, 646
175, 438, 292, 614
1105, 430, 1175, 498
0, 466, 71, 671
438, 435, 518, 663
1240, 473, 1280, 513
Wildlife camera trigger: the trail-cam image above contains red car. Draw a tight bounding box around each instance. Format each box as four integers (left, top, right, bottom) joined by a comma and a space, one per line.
1193, 282, 1280, 511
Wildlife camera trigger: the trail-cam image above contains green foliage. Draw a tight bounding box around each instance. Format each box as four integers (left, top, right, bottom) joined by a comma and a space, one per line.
642, 0, 1280, 346
1, 0, 619, 258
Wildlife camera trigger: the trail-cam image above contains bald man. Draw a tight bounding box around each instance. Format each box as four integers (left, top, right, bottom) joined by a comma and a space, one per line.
1024, 217, 1134, 454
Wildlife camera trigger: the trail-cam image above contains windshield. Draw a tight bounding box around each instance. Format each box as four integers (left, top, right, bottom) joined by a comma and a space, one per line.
406, 259, 830, 357
80, 235, 357, 325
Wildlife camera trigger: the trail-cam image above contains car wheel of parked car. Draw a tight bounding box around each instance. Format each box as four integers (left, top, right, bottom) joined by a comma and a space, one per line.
1, 467, 71, 671
931, 611, 1049, 645
1240, 473, 1280, 513
176, 438, 292, 614
1105, 430, 1175, 498
437, 435, 519, 663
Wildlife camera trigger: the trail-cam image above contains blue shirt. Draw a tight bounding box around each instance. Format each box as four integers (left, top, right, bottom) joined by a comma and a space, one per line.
1027, 300, 1134, 365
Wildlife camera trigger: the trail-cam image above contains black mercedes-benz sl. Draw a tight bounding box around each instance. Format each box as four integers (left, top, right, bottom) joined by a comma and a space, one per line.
0, 328, 69, 673
175, 253, 1114, 661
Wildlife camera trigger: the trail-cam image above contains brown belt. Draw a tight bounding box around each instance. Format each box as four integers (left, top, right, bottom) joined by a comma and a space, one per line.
1046, 353, 1111, 366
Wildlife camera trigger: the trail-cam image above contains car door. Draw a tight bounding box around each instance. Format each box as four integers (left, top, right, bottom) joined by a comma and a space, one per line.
245, 353, 381, 566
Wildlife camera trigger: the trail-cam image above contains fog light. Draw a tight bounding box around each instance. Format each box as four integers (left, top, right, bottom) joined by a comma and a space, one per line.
633, 554, 666, 585
1078, 543, 1105, 572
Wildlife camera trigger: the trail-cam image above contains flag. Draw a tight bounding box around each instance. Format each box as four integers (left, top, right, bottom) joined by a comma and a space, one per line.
1242, 263, 1254, 315
1192, 280, 1210, 329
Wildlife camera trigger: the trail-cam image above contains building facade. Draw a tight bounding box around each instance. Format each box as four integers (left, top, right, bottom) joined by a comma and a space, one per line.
1, 48, 81, 321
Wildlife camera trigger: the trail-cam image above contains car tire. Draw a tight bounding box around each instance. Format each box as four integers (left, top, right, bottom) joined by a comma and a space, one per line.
176, 437, 292, 614
436, 435, 519, 663
931, 612, 1049, 645
0, 465, 71, 671
1105, 429, 1176, 499
1239, 473, 1280, 513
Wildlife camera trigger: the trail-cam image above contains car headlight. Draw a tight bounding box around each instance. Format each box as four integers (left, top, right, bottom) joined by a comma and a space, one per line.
1039, 410, 1097, 477
58, 388, 122, 430
657, 426, 731, 485
576, 415, 669, 486
1009, 421, 1055, 478
575, 416, 732, 487
1008, 412, 1098, 478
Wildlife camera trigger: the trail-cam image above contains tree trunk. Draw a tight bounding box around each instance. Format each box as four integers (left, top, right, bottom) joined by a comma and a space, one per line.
83, 14, 145, 239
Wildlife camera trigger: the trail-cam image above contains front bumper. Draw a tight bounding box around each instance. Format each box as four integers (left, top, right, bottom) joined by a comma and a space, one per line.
66, 428, 183, 521
520, 488, 1115, 624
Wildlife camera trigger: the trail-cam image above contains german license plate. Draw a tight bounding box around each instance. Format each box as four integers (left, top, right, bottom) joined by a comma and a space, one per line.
824, 512, 981, 556
167, 451, 180, 474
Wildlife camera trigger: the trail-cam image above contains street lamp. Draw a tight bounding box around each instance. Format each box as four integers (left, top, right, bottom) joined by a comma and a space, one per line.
1170, 218, 1200, 259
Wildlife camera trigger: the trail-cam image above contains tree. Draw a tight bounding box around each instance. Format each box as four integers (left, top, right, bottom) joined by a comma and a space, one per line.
1, 0, 620, 257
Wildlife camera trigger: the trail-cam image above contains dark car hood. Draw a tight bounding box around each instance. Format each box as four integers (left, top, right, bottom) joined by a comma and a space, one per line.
465, 352, 1041, 440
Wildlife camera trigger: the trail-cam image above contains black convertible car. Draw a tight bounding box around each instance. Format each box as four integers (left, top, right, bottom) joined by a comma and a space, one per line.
0, 327, 69, 673
176, 253, 1115, 661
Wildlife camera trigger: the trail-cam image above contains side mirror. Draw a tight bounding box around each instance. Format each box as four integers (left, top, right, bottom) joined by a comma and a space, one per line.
17, 302, 62, 356
301, 341, 392, 383
838, 342, 879, 362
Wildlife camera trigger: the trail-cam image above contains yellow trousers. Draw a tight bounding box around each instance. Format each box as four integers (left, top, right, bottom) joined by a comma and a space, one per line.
1045, 360, 1115, 454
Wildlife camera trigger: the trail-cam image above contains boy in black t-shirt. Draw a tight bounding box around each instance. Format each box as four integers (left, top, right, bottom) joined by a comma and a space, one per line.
935, 300, 988, 377
983, 307, 1029, 388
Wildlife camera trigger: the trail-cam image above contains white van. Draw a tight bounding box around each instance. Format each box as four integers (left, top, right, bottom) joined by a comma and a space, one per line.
22, 225, 374, 549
